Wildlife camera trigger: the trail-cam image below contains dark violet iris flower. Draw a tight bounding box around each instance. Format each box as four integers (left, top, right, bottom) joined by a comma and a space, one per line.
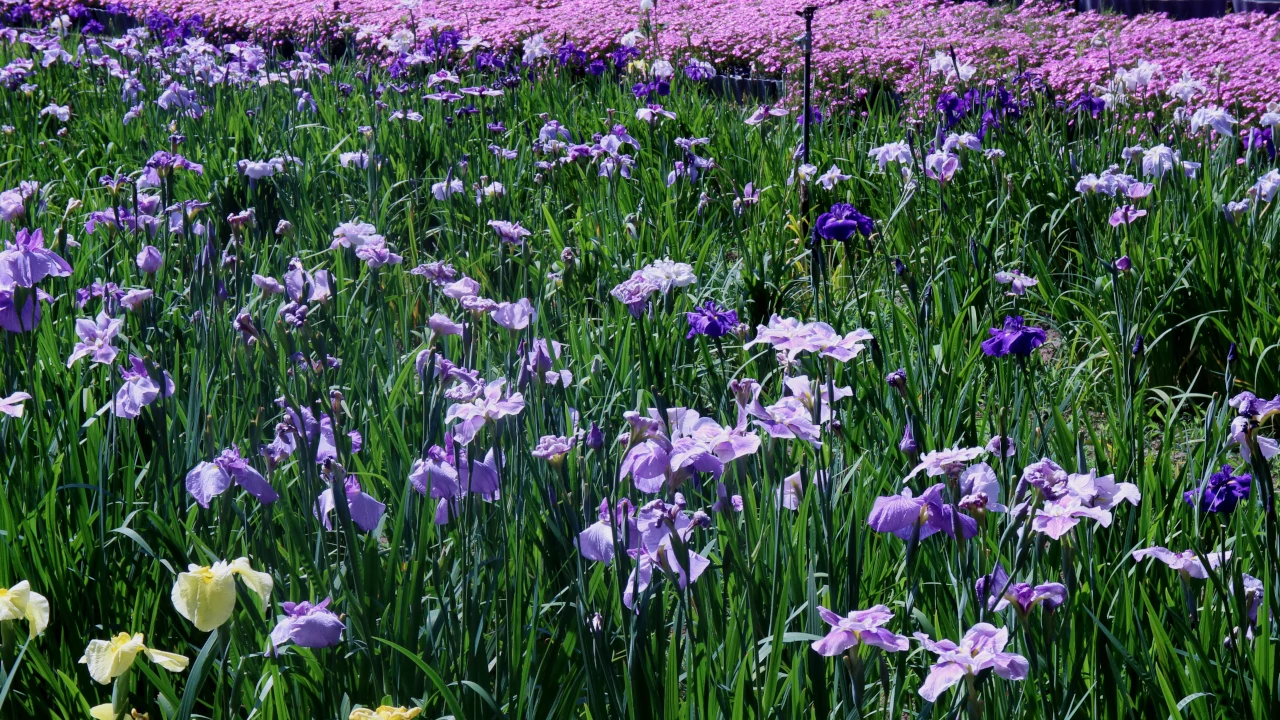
1184, 464, 1252, 514
609, 46, 641, 71
815, 203, 874, 242
0, 284, 45, 333
1244, 127, 1275, 160
1067, 92, 1106, 120
631, 79, 670, 99
556, 42, 586, 67
981, 316, 1046, 358
685, 301, 738, 339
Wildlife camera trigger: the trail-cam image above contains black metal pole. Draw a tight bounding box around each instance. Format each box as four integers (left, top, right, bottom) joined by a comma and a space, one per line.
800, 6, 815, 167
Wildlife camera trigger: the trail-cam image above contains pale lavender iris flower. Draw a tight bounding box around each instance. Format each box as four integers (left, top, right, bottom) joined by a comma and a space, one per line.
186, 446, 279, 507
67, 311, 124, 367
444, 378, 525, 445
0, 228, 72, 287
315, 475, 386, 532
867, 484, 977, 541
1131, 547, 1230, 580
975, 564, 1067, 614
914, 624, 1028, 702
113, 355, 175, 419
811, 605, 909, 656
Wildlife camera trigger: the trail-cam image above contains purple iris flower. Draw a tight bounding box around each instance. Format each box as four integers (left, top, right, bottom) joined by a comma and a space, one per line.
555, 42, 586, 67
815, 203, 874, 242
981, 316, 1047, 358
185, 445, 279, 507
866, 484, 977, 541
622, 499, 712, 610
488, 219, 531, 245
269, 597, 344, 652
685, 301, 738, 339
975, 564, 1067, 614
1067, 92, 1106, 119
577, 499, 639, 563
906, 446, 986, 480
314, 414, 362, 466
1031, 496, 1112, 540
114, 355, 174, 419
810, 605, 909, 656
315, 475, 386, 532
283, 257, 332, 304
914, 624, 1028, 702
408, 446, 460, 499
136, 245, 164, 273
429, 448, 503, 524
609, 46, 641, 70
0, 228, 72, 287
491, 298, 536, 330
610, 272, 659, 318
1184, 465, 1251, 515
1132, 546, 1230, 580
67, 311, 124, 367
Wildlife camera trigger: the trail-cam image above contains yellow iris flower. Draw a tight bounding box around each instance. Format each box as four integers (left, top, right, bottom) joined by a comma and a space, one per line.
349, 706, 423, 720
0, 580, 50, 638
79, 632, 189, 684
171, 557, 273, 632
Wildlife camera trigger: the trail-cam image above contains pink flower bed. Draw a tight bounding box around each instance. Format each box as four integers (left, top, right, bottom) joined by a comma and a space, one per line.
34, 0, 1280, 114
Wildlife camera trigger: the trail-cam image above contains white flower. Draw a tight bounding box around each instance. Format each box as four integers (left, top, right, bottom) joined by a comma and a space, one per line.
928, 51, 975, 82
640, 0, 654, 11
459, 36, 488, 53
621, 30, 645, 48
1189, 106, 1236, 137
1167, 70, 1204, 103
817, 164, 851, 190
788, 163, 818, 185
650, 59, 674, 79
640, 259, 697, 293
1115, 60, 1160, 92
1261, 102, 1280, 129
379, 29, 416, 55
522, 33, 550, 64
1141, 144, 1181, 179
867, 141, 912, 170
39, 103, 70, 122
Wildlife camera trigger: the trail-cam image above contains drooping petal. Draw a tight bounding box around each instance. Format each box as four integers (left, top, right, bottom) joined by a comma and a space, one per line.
229, 464, 279, 504
577, 521, 617, 564
867, 492, 921, 535
347, 489, 386, 532
991, 651, 1029, 680
811, 629, 859, 656
918, 661, 968, 702
185, 462, 232, 508
859, 628, 910, 652
228, 557, 274, 611
143, 647, 191, 672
